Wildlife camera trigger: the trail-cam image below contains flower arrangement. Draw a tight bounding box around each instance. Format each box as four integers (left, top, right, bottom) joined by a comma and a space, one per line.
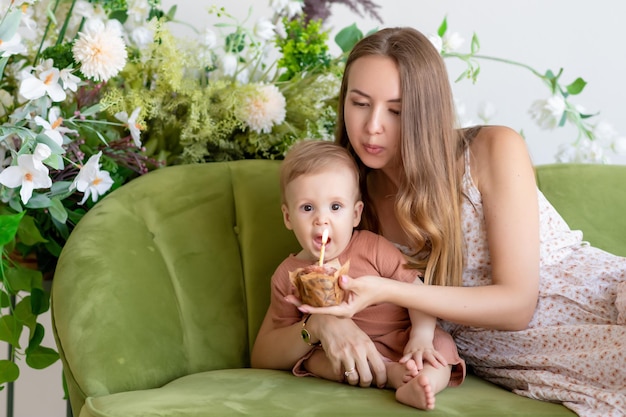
0, 0, 362, 391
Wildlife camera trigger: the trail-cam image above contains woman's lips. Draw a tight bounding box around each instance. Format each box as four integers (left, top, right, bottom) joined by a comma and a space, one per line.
363, 144, 383, 155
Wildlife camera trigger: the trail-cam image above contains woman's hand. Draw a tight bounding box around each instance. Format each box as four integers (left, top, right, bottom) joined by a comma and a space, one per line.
285, 275, 386, 317
306, 314, 387, 388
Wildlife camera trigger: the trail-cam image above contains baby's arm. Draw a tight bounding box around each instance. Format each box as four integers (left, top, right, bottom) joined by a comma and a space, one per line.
401, 280, 448, 370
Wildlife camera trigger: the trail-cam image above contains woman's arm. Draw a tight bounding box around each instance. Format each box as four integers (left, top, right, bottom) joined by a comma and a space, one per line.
251, 306, 388, 388
296, 127, 540, 331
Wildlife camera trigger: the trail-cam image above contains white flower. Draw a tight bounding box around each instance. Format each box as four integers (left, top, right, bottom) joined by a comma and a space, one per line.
285, 0, 304, 18
59, 68, 81, 92
0, 33, 26, 58
0, 153, 52, 204
200, 29, 217, 48
238, 84, 286, 134
34, 106, 77, 146
70, 151, 114, 204
477, 101, 496, 123
612, 137, 626, 155
115, 107, 142, 147
19, 66, 66, 102
442, 32, 464, 52
556, 138, 607, 164
592, 120, 617, 142
33, 143, 52, 163
254, 18, 275, 41
221, 53, 238, 77
126, 0, 151, 25
72, 19, 127, 82
427, 34, 443, 54
129, 26, 154, 49
529, 95, 566, 130
270, 0, 290, 13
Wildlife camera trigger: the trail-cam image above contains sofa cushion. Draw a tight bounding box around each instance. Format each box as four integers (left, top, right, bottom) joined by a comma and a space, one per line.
79, 370, 575, 417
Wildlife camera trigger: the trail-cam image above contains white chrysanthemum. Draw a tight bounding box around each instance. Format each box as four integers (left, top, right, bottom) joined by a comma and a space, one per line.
72, 19, 127, 82
238, 84, 286, 134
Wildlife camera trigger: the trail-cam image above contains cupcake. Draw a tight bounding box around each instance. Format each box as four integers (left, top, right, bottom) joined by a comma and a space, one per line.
289, 260, 350, 307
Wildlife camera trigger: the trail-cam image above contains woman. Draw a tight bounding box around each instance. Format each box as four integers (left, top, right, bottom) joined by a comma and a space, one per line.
290, 27, 626, 417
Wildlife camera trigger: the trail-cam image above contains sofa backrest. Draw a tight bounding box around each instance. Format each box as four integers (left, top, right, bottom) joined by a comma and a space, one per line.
52, 160, 298, 411
535, 163, 626, 257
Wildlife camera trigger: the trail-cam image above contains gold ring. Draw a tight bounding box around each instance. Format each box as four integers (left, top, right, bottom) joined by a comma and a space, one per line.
344, 367, 356, 376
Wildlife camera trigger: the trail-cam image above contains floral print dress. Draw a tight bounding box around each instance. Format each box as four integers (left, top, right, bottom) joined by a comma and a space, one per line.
439, 149, 626, 417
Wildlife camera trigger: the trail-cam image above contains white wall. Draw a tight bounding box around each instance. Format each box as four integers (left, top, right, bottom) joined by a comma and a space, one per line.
163, 0, 626, 165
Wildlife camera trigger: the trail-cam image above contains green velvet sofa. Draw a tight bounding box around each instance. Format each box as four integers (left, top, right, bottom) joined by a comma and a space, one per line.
52, 160, 626, 417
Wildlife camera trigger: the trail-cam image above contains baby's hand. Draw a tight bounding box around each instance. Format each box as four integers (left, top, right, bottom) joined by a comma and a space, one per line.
400, 345, 448, 370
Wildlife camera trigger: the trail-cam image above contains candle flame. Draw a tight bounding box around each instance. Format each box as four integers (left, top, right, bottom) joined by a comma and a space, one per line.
318, 229, 329, 266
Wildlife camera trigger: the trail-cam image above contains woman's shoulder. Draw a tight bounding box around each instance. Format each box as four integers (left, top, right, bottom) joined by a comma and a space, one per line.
468, 125, 534, 189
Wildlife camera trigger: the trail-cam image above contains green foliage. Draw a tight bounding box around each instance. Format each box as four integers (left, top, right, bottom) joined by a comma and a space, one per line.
41, 43, 76, 70
276, 16, 332, 81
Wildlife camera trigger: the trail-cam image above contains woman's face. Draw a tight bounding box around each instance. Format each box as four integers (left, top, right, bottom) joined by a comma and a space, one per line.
344, 55, 402, 172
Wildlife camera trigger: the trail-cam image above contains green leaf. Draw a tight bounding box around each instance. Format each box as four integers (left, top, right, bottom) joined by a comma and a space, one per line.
79, 103, 101, 117
25, 345, 59, 370
17, 214, 47, 246
0, 315, 22, 347
28, 323, 45, 349
0, 291, 10, 308
470, 33, 480, 54
0, 212, 25, 246
437, 16, 448, 37
48, 198, 69, 224
42, 153, 64, 170
566, 77, 587, 95
5, 263, 41, 292
334, 23, 363, 53
0, 8, 22, 41
36, 133, 65, 154
24, 193, 52, 209
30, 288, 49, 315
0, 359, 20, 385
0, 56, 9, 83
14, 296, 37, 332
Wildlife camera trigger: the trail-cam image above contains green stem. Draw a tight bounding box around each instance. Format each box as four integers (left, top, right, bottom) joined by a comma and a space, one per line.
444, 52, 549, 85
33, 0, 63, 65
57, 0, 79, 45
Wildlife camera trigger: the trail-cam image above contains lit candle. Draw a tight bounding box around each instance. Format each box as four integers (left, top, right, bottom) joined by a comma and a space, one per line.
318, 229, 329, 266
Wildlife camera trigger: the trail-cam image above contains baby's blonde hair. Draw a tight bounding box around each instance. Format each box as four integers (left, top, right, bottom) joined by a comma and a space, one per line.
280, 140, 361, 205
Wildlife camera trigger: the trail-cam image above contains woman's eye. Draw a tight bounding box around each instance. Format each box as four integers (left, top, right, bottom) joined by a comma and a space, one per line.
390, 109, 400, 115
352, 100, 367, 107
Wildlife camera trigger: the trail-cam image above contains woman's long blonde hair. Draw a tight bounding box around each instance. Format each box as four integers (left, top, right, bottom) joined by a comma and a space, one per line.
336, 27, 468, 287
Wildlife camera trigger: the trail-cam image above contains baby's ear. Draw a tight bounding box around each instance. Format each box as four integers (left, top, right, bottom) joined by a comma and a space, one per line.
353, 200, 364, 227
281, 204, 293, 230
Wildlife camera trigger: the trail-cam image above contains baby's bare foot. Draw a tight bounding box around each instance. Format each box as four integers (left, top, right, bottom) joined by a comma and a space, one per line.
396, 373, 436, 410
385, 360, 419, 390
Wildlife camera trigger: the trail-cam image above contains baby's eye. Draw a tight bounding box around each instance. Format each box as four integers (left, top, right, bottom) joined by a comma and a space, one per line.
331, 203, 342, 211
302, 204, 313, 212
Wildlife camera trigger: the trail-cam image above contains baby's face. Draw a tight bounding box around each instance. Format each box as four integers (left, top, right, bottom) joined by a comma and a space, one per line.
282, 165, 363, 263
